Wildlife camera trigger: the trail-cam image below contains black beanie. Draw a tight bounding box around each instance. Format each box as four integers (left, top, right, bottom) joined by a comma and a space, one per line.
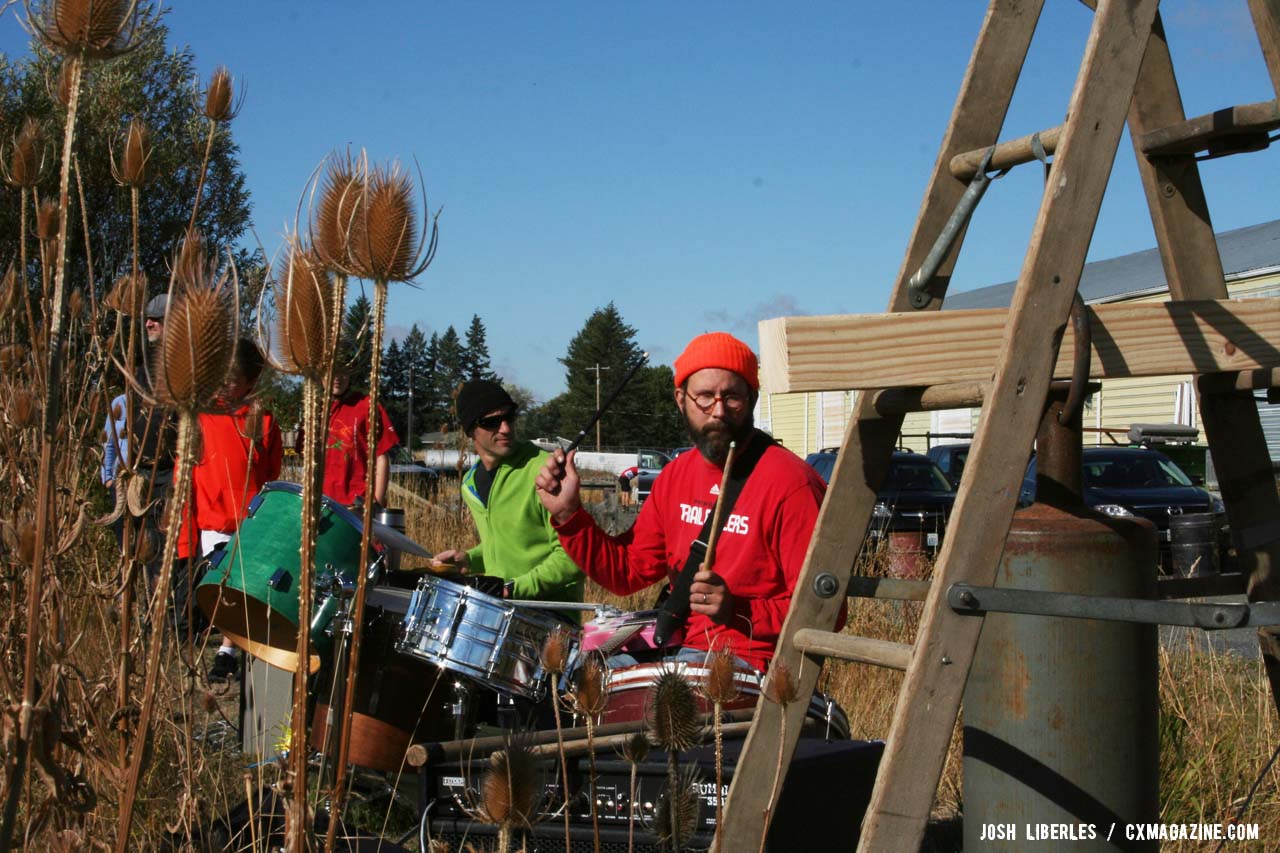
457, 380, 516, 432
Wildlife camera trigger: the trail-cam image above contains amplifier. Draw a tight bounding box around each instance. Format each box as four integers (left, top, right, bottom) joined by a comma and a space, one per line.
422, 735, 883, 851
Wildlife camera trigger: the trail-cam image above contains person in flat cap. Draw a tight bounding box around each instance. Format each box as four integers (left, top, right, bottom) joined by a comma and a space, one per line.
535, 331, 827, 671
433, 379, 584, 604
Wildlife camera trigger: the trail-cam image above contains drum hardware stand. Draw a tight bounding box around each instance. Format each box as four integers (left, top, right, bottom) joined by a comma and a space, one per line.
312, 574, 359, 818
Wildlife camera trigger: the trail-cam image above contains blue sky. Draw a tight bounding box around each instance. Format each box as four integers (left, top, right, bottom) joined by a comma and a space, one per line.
4, 2, 1277, 400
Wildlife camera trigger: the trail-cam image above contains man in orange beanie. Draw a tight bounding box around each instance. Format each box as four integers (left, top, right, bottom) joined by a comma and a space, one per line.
535, 331, 827, 671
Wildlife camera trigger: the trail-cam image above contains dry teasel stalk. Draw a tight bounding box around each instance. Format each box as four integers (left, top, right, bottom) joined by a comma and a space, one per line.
759, 656, 800, 853
54, 59, 74, 106
649, 664, 700, 852
569, 654, 610, 852
3, 116, 47, 188
110, 117, 152, 187
620, 732, 650, 853
17, 523, 38, 566
28, 0, 146, 60
67, 287, 84, 317
0, 265, 21, 320
701, 647, 740, 852
655, 765, 702, 852
539, 628, 575, 851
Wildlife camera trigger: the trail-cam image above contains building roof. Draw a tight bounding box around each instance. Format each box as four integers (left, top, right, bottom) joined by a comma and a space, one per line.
944, 218, 1280, 310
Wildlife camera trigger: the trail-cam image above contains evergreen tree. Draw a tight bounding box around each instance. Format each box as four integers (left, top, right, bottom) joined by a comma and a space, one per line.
341, 294, 373, 386
435, 325, 466, 423
420, 331, 448, 432
399, 324, 432, 442
380, 338, 408, 436
558, 303, 645, 449
462, 314, 496, 380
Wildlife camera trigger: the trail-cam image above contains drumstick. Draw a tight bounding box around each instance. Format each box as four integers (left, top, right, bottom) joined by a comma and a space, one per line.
701, 441, 737, 571
652, 441, 737, 647
562, 352, 649, 454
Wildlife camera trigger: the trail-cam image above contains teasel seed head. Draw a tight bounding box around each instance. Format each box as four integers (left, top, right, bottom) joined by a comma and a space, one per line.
654, 766, 702, 847
112, 117, 152, 187
702, 646, 742, 705
202, 65, 239, 122
620, 731, 650, 764
0, 344, 28, 372
347, 161, 421, 282
5, 117, 46, 188
763, 657, 799, 707
35, 197, 59, 241
647, 665, 700, 754
539, 627, 571, 676
313, 152, 363, 271
104, 269, 146, 315
67, 287, 84, 318
478, 744, 539, 828
571, 653, 609, 717
33, 0, 143, 60
11, 388, 39, 430
172, 227, 212, 292
0, 265, 21, 320
55, 59, 74, 106
153, 283, 236, 411
17, 523, 37, 566
273, 244, 334, 377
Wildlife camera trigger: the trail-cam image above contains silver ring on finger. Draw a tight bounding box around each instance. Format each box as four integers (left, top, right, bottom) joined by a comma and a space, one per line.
701, 593, 708, 604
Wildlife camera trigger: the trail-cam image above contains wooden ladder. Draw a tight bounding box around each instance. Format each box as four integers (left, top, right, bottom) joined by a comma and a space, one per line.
719, 1, 1280, 849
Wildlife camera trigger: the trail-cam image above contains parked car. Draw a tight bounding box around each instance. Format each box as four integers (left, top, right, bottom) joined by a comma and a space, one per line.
634, 448, 674, 504
805, 450, 956, 570
1019, 446, 1227, 567
925, 442, 971, 488
387, 445, 442, 495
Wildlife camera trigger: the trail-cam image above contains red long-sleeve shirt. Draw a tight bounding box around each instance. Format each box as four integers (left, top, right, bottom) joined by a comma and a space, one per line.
554, 435, 827, 670
177, 405, 282, 559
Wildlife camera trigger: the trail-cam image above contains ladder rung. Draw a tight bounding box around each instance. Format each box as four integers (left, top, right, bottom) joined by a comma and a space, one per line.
792, 628, 912, 670
1138, 99, 1280, 157
949, 125, 1062, 179
872, 382, 988, 416
1197, 367, 1280, 394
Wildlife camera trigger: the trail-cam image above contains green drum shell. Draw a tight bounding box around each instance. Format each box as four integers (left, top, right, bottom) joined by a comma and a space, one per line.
196, 482, 369, 673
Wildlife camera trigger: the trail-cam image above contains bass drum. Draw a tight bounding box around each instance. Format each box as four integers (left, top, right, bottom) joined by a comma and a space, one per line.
603, 660, 850, 740
312, 587, 467, 773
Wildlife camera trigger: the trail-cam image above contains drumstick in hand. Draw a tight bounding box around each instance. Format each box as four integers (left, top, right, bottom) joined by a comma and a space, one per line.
702, 441, 737, 571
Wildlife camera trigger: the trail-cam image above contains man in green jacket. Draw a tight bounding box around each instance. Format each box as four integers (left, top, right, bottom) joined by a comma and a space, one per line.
433, 380, 585, 603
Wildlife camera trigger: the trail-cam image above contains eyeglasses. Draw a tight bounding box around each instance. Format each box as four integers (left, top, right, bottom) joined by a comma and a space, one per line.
687, 390, 749, 414
474, 411, 517, 431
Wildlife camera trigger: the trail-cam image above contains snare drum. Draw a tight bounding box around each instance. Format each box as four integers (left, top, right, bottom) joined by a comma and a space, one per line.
602, 661, 850, 740
196, 481, 381, 673
397, 575, 579, 701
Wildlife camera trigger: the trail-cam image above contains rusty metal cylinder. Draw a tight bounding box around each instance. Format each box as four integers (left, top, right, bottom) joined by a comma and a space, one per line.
963, 389, 1159, 849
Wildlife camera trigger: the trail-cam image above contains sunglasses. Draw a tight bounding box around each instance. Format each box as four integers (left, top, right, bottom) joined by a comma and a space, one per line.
474, 411, 517, 431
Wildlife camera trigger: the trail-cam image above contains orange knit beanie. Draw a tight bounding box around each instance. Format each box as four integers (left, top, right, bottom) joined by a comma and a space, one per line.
673, 332, 759, 390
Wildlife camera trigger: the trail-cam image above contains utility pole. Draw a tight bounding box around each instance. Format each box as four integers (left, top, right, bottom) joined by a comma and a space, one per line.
586, 363, 610, 451
407, 363, 415, 456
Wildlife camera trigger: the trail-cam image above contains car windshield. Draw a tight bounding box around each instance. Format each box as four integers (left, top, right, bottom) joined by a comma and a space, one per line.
886, 459, 952, 492
390, 446, 416, 465
1084, 453, 1193, 489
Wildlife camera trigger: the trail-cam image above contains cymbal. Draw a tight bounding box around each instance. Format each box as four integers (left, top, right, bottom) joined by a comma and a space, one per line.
369, 520, 432, 557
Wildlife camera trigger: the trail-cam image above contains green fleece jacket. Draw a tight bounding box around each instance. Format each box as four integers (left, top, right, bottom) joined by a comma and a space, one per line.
463, 440, 585, 603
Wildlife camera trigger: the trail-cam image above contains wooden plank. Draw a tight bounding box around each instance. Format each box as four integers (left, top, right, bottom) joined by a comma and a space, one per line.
717, 1, 1048, 848
792, 629, 912, 670
949, 124, 1062, 179
1126, 11, 1280, 603
759, 298, 1280, 393
1249, 0, 1280, 99
1136, 99, 1280, 156
860, 1, 1162, 848
871, 382, 987, 415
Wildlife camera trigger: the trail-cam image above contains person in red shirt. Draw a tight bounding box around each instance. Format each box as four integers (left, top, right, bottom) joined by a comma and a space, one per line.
535, 332, 827, 672
322, 365, 399, 508
175, 339, 283, 680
